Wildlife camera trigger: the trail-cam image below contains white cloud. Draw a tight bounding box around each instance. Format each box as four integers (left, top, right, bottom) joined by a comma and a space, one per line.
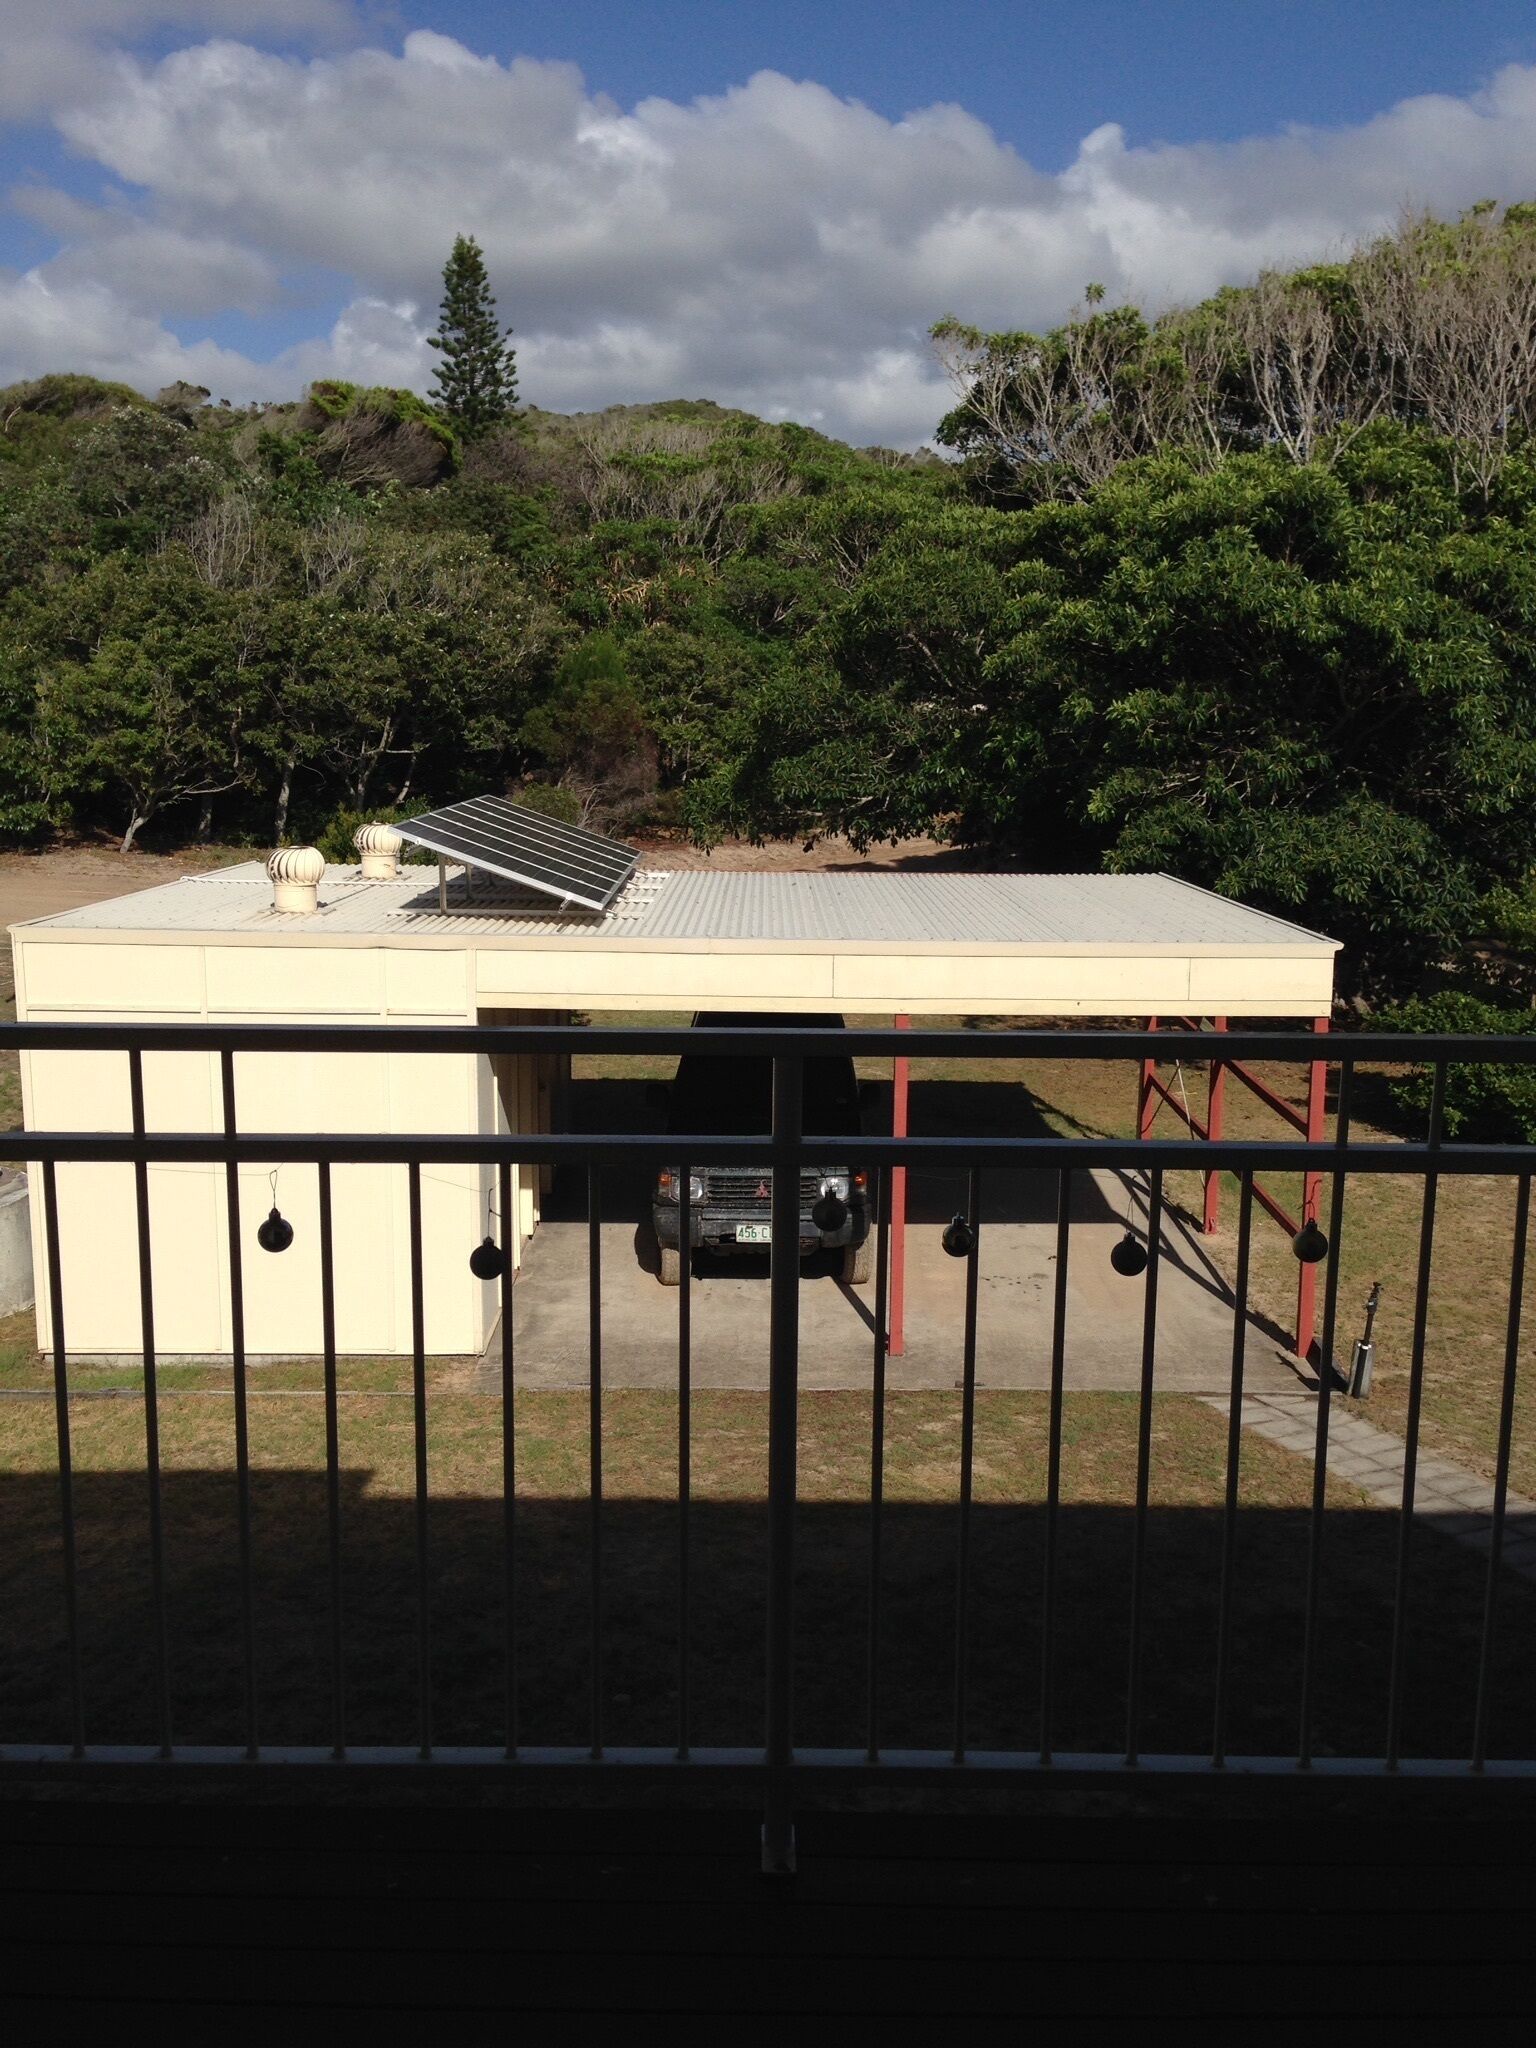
8, 27, 1536, 445
0, 269, 426, 405
0, 3, 359, 119
10, 187, 279, 316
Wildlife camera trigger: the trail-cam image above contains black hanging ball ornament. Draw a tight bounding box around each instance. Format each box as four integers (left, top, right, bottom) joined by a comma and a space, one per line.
1292, 1218, 1329, 1265
941, 1213, 975, 1259
257, 1206, 293, 1255
469, 1235, 508, 1281
1110, 1231, 1149, 1277
812, 1192, 848, 1234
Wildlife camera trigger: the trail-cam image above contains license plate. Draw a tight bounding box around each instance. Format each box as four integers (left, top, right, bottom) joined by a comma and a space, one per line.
735, 1223, 772, 1244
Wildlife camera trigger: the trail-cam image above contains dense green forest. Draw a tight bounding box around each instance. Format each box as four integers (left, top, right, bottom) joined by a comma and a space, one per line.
3, 203, 1536, 1036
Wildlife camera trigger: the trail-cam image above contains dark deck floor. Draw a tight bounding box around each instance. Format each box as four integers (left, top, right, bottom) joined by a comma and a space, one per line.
3, 1786, 1534, 2018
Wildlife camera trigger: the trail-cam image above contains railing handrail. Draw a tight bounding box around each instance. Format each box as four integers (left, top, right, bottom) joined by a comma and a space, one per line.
4, 1020, 1536, 1064
9, 1016, 1536, 1860
7, 1130, 1536, 1172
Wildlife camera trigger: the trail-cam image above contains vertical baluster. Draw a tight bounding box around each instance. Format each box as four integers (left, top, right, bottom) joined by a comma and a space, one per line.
1298, 1060, 1352, 1766
1038, 1169, 1071, 1766
407, 1161, 431, 1760
220, 1051, 258, 1761
499, 1157, 517, 1760
1123, 1166, 1163, 1767
762, 1053, 802, 1875
866, 1167, 891, 1763
1471, 1174, 1530, 1772
128, 1049, 172, 1757
588, 1163, 604, 1759
317, 1162, 345, 1759
1385, 1062, 1446, 1770
952, 1166, 982, 1764
40, 1161, 84, 1757
1212, 1172, 1255, 1767
677, 1164, 692, 1760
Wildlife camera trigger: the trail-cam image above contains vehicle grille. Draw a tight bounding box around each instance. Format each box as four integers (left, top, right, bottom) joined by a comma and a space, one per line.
698, 1167, 825, 1214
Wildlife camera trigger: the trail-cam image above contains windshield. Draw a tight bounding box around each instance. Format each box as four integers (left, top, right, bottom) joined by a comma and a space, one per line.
667, 1054, 860, 1137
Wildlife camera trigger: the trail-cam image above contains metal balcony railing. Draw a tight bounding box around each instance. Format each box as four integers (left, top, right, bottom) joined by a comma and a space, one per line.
2, 1023, 1534, 1871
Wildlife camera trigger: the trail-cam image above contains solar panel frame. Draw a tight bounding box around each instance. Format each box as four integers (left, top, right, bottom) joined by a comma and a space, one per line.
393, 796, 638, 913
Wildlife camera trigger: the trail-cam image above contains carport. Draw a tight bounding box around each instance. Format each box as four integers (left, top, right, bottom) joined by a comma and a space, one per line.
10, 809, 1339, 1362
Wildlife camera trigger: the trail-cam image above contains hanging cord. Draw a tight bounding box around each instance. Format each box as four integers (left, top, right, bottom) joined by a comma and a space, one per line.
1124, 1055, 1194, 1230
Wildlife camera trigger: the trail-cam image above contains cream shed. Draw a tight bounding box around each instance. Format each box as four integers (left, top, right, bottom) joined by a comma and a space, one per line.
9, 856, 1339, 1360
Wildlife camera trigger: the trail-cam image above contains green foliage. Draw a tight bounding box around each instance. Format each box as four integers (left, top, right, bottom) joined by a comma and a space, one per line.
515, 782, 582, 824
6, 197, 1536, 1011
428, 235, 518, 441
1375, 990, 1536, 1140
1, 373, 153, 473
301, 380, 456, 449
314, 803, 433, 864
522, 633, 655, 827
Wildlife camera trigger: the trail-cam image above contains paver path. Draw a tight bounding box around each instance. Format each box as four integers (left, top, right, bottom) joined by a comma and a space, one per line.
1204, 1391, 1536, 1581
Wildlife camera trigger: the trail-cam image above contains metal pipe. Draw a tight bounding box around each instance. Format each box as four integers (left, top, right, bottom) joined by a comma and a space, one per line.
1038, 1169, 1071, 1766
677, 1165, 691, 1761
499, 1156, 516, 1760
889, 1015, 909, 1357
1298, 1059, 1353, 1767
1212, 1172, 1254, 1767
220, 1050, 258, 1761
317, 1161, 345, 1760
408, 1161, 431, 1760
13, 1127, 1532, 1175
40, 1160, 84, 1758
1124, 1166, 1163, 1766
588, 1164, 604, 1760
952, 1166, 981, 1764
13, 1021, 1535, 1065
762, 1052, 803, 1876
1472, 1174, 1531, 1772
866, 1165, 890, 1764
128, 1048, 172, 1759
1385, 1062, 1446, 1770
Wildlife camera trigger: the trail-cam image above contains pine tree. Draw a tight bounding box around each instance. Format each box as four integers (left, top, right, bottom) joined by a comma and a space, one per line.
427, 235, 518, 440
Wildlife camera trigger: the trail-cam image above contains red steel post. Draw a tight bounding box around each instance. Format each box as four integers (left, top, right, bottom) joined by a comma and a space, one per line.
1203, 1015, 1228, 1235
1294, 1016, 1330, 1363
889, 1014, 910, 1358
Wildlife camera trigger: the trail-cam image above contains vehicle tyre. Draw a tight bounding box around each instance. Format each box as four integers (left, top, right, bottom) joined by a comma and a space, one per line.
658, 1245, 683, 1287
841, 1239, 871, 1286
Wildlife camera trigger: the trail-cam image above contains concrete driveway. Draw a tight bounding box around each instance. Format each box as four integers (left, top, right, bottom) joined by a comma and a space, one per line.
485, 1076, 1307, 1394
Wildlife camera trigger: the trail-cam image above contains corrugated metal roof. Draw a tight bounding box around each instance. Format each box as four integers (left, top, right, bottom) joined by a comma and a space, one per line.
15, 863, 1336, 951
632, 870, 1332, 946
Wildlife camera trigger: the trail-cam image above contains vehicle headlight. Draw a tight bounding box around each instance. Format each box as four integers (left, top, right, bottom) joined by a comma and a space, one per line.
819, 1175, 849, 1200
688, 1174, 705, 1202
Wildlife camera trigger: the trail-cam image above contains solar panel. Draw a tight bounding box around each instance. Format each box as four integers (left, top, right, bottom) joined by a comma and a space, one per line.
393, 796, 638, 913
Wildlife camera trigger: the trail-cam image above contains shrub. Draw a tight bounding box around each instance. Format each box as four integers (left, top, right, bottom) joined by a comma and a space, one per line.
314, 803, 433, 865
515, 782, 582, 824
1375, 989, 1536, 1140
297, 383, 458, 490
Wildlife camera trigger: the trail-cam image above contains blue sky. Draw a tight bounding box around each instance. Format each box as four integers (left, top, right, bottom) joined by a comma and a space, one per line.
5, 1, 1536, 444
405, 0, 1536, 166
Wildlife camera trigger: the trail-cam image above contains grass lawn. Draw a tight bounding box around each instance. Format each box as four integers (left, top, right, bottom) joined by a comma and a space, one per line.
1, 1369, 1532, 1765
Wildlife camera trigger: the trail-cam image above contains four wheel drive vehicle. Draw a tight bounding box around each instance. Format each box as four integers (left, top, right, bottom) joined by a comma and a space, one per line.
651, 1012, 874, 1287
